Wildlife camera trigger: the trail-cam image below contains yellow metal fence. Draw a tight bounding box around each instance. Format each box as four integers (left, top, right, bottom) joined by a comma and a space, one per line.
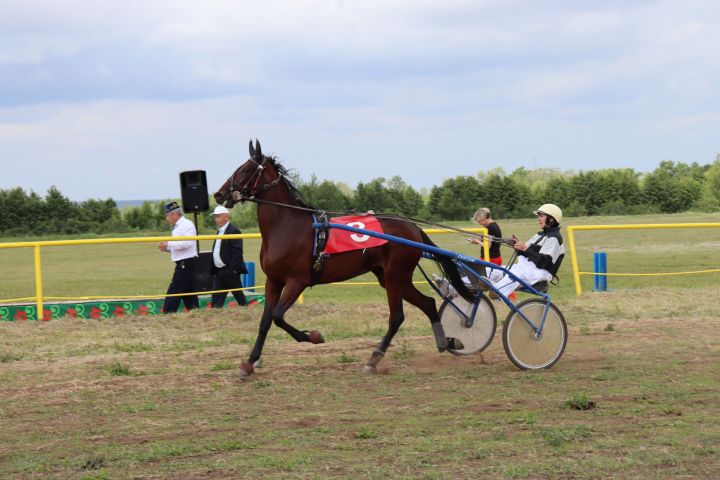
7, 221, 719, 310
567, 222, 720, 296
0, 228, 489, 315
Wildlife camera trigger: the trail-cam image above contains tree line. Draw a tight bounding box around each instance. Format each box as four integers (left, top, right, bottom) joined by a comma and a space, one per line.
2, 157, 719, 237
297, 157, 720, 220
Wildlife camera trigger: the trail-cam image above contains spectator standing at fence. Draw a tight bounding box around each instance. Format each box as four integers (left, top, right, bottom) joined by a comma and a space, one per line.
468, 207, 516, 301
468, 207, 504, 264
210, 205, 248, 308
158, 201, 199, 313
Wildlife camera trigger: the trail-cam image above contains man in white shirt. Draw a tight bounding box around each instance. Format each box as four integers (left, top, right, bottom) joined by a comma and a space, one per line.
210, 205, 248, 308
158, 201, 199, 313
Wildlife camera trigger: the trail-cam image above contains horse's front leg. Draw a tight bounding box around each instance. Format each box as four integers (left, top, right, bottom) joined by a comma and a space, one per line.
240, 279, 283, 377
272, 280, 324, 344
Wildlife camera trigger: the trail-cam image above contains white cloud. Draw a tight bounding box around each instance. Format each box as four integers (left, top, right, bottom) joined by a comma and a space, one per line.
0, 35, 78, 64
1, 0, 719, 199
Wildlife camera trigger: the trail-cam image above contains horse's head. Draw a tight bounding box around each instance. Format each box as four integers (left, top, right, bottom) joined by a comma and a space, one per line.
214, 139, 281, 208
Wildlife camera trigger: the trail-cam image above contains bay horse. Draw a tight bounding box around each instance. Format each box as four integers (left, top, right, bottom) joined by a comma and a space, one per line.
214, 140, 473, 376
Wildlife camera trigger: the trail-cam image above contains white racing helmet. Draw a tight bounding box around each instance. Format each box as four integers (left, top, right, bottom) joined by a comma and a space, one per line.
533, 203, 563, 223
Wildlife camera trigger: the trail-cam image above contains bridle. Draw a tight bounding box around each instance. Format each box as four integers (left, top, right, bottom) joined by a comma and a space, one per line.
225, 155, 283, 204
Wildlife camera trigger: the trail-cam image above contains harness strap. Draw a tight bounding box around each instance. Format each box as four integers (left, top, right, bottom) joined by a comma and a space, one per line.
310, 212, 330, 286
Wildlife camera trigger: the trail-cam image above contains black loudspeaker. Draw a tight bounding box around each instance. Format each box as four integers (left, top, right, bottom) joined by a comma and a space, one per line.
192, 252, 214, 293
179, 170, 209, 212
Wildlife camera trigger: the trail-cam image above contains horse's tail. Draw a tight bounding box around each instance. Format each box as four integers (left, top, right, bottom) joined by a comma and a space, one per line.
419, 230, 476, 303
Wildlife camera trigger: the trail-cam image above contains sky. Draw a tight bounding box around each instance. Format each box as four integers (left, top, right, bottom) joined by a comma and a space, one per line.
1, 0, 719, 201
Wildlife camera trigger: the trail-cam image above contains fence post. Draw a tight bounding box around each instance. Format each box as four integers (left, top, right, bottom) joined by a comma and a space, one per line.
568, 226, 582, 296
593, 251, 607, 292
242, 261, 256, 292
34, 245, 44, 320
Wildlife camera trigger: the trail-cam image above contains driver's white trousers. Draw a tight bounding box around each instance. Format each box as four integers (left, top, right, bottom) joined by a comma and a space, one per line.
487, 256, 552, 299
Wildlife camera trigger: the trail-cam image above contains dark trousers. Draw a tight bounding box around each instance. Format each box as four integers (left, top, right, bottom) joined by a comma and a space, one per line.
163, 257, 199, 313
211, 268, 247, 308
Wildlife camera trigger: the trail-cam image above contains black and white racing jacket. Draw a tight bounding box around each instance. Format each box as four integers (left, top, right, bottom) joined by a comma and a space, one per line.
519, 225, 565, 276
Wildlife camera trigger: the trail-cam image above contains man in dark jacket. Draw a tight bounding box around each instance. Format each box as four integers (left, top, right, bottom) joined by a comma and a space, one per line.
210, 205, 248, 308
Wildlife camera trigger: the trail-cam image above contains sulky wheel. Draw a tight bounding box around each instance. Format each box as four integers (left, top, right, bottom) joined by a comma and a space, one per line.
502, 299, 567, 370
439, 295, 497, 356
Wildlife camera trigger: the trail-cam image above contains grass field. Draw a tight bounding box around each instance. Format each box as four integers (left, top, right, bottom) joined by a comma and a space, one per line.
1, 212, 719, 479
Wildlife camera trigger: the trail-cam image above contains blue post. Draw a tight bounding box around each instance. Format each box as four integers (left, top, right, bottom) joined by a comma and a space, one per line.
593, 252, 607, 292
242, 262, 256, 292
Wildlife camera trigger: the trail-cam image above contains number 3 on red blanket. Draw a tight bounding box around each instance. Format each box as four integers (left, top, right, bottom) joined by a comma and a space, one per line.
323, 215, 389, 254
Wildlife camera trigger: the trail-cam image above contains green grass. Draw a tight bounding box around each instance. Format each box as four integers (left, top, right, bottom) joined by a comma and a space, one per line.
210, 361, 235, 371
338, 353, 358, 364
108, 362, 132, 376
563, 393, 597, 410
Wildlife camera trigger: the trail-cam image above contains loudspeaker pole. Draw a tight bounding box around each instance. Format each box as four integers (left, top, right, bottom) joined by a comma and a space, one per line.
193, 211, 200, 253
178, 170, 209, 254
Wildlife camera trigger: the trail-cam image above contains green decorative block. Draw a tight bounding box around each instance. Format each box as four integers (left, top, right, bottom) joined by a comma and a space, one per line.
0, 294, 264, 321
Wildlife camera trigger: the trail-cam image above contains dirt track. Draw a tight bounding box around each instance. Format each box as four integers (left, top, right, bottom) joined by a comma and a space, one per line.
1, 289, 719, 479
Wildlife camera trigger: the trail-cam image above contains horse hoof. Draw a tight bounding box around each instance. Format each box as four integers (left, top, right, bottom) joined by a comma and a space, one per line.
437, 337, 465, 352
308, 330, 325, 344
238, 362, 254, 377
363, 365, 377, 374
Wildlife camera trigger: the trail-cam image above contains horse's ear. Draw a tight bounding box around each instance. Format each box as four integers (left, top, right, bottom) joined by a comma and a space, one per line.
249, 139, 255, 158
254, 139, 263, 158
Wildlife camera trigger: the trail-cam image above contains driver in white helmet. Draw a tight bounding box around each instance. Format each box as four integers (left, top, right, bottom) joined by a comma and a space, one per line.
487, 203, 565, 299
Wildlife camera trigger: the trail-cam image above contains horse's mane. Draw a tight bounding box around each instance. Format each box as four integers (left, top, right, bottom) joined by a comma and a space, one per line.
266, 155, 314, 209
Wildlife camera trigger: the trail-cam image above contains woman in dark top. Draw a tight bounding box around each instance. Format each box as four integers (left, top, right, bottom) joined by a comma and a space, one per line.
469, 207, 503, 265
468, 207, 516, 300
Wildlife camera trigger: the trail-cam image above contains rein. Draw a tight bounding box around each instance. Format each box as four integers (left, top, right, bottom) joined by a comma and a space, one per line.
223, 158, 517, 247
372, 213, 519, 247
240, 195, 323, 214
240, 195, 517, 248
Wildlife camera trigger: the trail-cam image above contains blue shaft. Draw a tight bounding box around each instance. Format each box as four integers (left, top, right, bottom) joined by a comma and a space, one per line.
314, 222, 543, 295
315, 222, 552, 334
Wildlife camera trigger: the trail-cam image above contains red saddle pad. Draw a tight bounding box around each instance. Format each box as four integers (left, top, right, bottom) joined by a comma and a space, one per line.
323, 215, 388, 254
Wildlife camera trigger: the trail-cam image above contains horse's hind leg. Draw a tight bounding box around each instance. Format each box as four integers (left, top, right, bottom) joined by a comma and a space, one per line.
271, 280, 324, 344
402, 283, 463, 352
364, 271, 406, 374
